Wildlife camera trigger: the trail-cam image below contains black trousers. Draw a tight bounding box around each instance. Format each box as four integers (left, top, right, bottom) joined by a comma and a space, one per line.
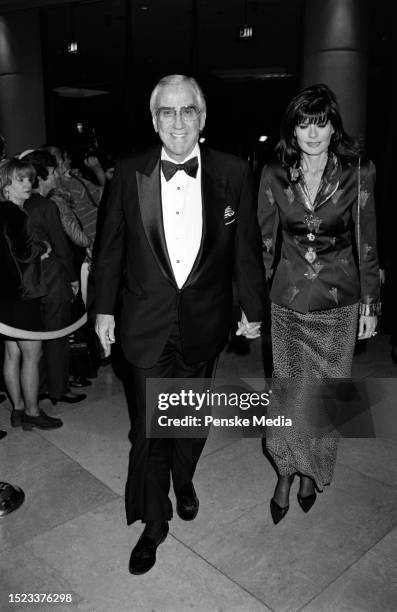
40, 297, 71, 399
125, 323, 216, 524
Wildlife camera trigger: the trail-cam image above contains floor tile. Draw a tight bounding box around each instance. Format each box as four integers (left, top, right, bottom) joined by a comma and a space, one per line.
0, 431, 117, 551
0, 544, 80, 611
301, 527, 397, 612
190, 462, 397, 612
170, 438, 274, 548
26, 498, 271, 612
38, 398, 130, 496
337, 437, 397, 486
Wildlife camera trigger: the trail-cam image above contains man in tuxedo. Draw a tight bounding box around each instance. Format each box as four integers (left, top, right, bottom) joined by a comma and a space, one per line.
95, 74, 265, 574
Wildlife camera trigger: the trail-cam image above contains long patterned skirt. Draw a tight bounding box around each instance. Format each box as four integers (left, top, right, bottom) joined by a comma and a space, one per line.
266, 302, 359, 490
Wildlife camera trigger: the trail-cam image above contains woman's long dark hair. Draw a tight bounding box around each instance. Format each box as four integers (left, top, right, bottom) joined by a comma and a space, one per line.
275, 83, 361, 167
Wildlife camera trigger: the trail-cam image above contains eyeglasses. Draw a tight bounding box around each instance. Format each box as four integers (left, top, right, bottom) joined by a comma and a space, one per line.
156, 105, 201, 123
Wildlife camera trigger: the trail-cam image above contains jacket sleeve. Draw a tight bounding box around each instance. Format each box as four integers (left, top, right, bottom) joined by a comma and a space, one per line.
94, 161, 125, 315
257, 165, 280, 281
51, 190, 91, 248
6, 208, 45, 263
352, 160, 381, 315
46, 199, 77, 283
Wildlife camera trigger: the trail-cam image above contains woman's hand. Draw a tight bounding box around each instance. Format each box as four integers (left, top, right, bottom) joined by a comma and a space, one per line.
358, 315, 377, 340
40, 240, 52, 260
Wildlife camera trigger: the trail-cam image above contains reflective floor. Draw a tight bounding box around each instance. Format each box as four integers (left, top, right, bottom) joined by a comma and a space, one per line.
1, 333, 396, 611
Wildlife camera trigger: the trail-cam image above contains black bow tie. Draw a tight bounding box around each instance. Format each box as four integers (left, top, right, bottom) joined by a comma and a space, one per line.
161, 156, 199, 181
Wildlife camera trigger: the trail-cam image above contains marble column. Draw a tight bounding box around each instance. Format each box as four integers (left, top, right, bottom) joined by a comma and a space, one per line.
0, 9, 46, 155
302, 0, 370, 140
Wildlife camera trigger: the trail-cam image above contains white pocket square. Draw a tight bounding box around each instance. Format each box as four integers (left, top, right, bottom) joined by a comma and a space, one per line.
224, 205, 235, 219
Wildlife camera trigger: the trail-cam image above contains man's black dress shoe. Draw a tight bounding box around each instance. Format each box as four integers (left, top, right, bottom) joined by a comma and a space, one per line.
39, 392, 86, 405
70, 377, 92, 388
0, 430, 7, 440
129, 522, 169, 575
22, 410, 63, 431
176, 483, 199, 521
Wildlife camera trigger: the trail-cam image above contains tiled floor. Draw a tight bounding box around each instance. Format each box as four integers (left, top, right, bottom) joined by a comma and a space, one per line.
1, 334, 396, 612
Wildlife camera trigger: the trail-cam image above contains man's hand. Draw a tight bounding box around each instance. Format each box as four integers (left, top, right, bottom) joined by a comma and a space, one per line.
236, 310, 261, 339
95, 314, 116, 357
70, 281, 80, 297
358, 315, 377, 340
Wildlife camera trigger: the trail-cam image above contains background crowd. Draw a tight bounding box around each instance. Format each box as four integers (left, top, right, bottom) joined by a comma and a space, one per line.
0, 135, 115, 436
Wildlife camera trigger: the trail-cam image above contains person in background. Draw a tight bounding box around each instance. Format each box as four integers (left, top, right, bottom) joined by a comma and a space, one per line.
43, 145, 93, 387
22, 150, 86, 405
57, 146, 105, 245
0, 157, 62, 430
258, 84, 380, 524
44, 145, 92, 252
54, 146, 110, 368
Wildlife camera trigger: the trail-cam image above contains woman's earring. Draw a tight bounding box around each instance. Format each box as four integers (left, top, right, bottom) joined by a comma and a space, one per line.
4, 189, 9, 200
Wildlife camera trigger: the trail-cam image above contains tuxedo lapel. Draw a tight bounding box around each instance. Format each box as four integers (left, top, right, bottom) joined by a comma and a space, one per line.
183, 148, 227, 288
136, 152, 177, 287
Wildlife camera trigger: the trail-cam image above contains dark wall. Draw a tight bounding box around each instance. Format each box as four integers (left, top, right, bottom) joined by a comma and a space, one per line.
40, 0, 303, 160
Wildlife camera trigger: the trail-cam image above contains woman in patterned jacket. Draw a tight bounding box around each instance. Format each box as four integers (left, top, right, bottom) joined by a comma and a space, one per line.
258, 84, 380, 523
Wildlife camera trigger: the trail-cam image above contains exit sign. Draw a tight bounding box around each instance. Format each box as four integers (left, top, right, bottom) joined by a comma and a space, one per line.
238, 24, 254, 40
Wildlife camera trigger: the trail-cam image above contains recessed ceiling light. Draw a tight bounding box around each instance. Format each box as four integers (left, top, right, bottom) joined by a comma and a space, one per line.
67, 41, 78, 53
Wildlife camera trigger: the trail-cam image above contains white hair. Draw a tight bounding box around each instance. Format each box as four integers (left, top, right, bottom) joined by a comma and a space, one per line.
150, 74, 206, 115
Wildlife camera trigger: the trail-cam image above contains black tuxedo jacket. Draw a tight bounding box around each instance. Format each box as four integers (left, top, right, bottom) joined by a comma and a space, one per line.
95, 145, 265, 367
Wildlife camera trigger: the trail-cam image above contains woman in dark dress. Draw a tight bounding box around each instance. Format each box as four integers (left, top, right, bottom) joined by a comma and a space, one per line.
0, 158, 62, 430
258, 84, 380, 523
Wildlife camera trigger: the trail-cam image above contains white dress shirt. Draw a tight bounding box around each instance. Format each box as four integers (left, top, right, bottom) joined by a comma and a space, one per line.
160, 144, 203, 288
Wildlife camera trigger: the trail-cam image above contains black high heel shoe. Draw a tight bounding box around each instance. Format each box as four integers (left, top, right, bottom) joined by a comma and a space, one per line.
297, 492, 317, 513
270, 498, 289, 524
69, 377, 92, 388
270, 474, 294, 524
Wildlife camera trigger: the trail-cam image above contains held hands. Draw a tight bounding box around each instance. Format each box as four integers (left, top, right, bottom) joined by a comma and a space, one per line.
95, 314, 116, 357
358, 315, 377, 340
236, 310, 261, 339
